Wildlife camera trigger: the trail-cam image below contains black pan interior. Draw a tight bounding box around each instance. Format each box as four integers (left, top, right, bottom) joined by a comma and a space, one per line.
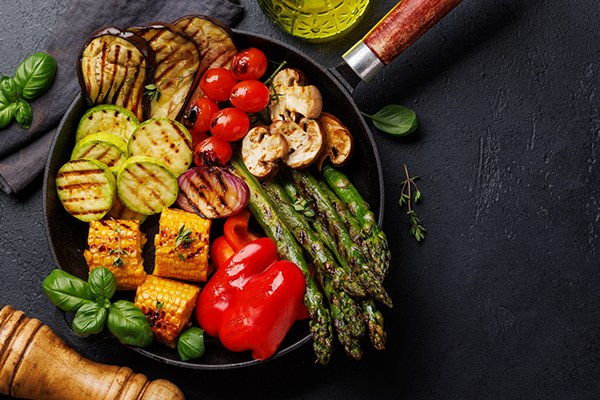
42, 30, 384, 370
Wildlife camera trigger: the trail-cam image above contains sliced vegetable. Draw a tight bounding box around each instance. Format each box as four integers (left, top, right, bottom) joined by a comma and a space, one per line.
223, 208, 261, 251
77, 26, 156, 121
314, 112, 354, 170
117, 155, 178, 215
75, 104, 140, 143
270, 118, 325, 169
241, 125, 288, 178
103, 194, 148, 224
127, 22, 201, 120
176, 163, 249, 219
172, 15, 238, 106
70, 132, 128, 169
56, 158, 116, 222
127, 118, 193, 177
268, 68, 322, 122
196, 237, 306, 361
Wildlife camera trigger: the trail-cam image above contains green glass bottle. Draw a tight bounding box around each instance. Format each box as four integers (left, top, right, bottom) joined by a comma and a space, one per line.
258, 0, 370, 41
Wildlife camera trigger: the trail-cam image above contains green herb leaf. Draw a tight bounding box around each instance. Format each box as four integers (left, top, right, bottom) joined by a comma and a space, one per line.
361, 105, 418, 136
42, 269, 95, 313
107, 300, 154, 348
177, 327, 205, 361
0, 76, 22, 103
14, 52, 56, 100
72, 302, 108, 335
0, 93, 14, 129
88, 267, 117, 303
13, 98, 32, 129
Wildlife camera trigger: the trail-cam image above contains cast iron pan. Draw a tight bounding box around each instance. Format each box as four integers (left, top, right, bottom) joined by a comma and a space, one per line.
42, 0, 463, 369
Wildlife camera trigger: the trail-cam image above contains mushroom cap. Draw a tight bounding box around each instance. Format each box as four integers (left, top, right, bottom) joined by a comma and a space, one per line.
268, 68, 323, 122
271, 118, 326, 169
242, 125, 289, 178
314, 111, 354, 170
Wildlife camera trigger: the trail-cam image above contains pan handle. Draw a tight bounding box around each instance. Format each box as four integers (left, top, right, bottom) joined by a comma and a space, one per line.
343, 0, 464, 83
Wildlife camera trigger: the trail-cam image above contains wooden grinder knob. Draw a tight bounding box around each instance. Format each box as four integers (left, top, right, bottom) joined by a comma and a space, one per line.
0, 305, 185, 400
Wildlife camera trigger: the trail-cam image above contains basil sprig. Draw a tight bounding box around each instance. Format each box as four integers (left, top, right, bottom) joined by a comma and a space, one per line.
42, 267, 153, 348
0, 52, 56, 129
361, 104, 419, 136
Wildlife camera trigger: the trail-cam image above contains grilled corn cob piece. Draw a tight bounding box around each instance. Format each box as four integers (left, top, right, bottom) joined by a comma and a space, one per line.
83, 219, 147, 290
153, 208, 211, 282
134, 275, 200, 348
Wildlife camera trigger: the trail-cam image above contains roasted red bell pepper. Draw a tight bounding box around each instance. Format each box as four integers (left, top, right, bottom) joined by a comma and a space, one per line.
196, 237, 306, 360
223, 208, 261, 251
210, 235, 236, 270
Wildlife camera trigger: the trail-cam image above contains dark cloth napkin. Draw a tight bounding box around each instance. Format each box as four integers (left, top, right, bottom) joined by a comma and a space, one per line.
0, 0, 243, 195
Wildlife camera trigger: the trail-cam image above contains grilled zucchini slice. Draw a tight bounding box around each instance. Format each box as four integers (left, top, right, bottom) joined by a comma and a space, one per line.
127, 118, 193, 177
76, 104, 140, 143
116, 156, 178, 215
70, 132, 128, 169
56, 158, 116, 222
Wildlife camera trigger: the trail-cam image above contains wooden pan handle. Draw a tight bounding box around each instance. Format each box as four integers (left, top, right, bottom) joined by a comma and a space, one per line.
0, 305, 185, 400
342, 0, 463, 83
364, 0, 464, 65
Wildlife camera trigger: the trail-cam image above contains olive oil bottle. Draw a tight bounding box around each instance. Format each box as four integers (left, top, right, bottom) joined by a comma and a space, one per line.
258, 0, 370, 41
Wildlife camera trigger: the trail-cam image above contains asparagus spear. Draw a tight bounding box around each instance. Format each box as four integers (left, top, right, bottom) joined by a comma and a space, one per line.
229, 155, 334, 365
360, 297, 387, 350
264, 173, 367, 298
287, 168, 393, 308
321, 163, 391, 279
314, 267, 363, 360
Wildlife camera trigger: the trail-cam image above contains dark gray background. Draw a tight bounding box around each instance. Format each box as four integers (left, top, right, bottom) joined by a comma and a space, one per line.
1, 0, 599, 399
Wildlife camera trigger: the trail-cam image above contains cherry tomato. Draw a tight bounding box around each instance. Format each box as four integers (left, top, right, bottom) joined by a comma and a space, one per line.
193, 136, 233, 167
199, 68, 238, 102
209, 107, 250, 142
231, 48, 268, 80
230, 80, 270, 113
182, 98, 220, 146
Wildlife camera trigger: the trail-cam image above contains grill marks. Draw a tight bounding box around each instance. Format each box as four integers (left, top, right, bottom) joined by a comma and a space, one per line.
128, 23, 200, 120
80, 33, 148, 120
118, 160, 178, 215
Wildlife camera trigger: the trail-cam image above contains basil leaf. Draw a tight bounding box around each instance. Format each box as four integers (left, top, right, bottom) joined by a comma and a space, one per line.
0, 76, 21, 103
14, 52, 56, 100
88, 267, 116, 302
13, 98, 32, 129
361, 105, 418, 136
72, 302, 108, 335
177, 327, 205, 361
0, 93, 14, 129
42, 269, 94, 313
107, 300, 153, 348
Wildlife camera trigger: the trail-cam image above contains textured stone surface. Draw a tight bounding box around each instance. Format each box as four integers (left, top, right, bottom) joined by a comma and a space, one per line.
2, 0, 600, 399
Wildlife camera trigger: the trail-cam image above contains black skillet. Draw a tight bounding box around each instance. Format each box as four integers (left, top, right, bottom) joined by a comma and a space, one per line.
42, 0, 463, 369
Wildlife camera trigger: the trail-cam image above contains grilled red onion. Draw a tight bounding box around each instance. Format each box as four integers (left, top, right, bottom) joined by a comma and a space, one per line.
177, 164, 249, 219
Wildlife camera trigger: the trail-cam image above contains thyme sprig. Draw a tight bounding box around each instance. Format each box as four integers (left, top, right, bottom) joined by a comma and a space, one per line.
278, 197, 315, 218
399, 165, 426, 241
175, 224, 197, 261
109, 218, 129, 267
144, 70, 195, 102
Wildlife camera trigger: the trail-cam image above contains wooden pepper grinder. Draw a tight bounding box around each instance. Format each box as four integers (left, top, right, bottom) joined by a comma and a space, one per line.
0, 305, 185, 400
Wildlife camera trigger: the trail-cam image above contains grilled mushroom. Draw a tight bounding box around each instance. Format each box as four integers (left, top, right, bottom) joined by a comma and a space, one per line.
268, 68, 322, 122
127, 22, 201, 120
270, 118, 325, 169
314, 112, 354, 170
77, 26, 156, 121
242, 125, 289, 178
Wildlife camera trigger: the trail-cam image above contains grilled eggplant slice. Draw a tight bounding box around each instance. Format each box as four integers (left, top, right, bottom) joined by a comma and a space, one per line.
116, 156, 178, 215
127, 118, 193, 177
127, 22, 201, 120
77, 26, 155, 121
56, 158, 116, 222
173, 15, 238, 107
